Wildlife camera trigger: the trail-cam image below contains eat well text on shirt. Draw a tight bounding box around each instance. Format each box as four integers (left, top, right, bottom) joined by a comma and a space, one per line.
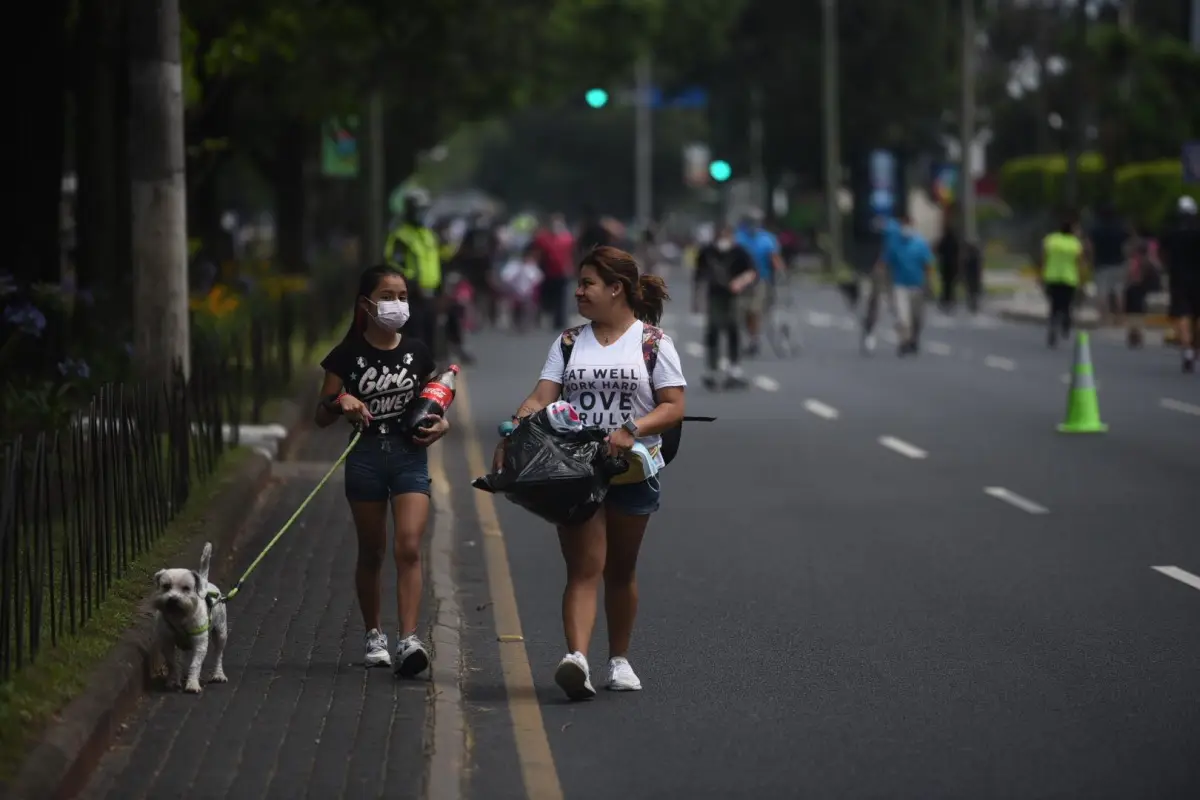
563, 365, 640, 429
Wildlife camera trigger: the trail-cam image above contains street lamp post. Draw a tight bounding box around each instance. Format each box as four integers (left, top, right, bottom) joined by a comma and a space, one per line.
822, 0, 843, 273
960, 0, 978, 244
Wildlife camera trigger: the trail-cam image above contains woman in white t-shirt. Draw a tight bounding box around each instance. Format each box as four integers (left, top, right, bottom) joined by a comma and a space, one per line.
496, 245, 687, 700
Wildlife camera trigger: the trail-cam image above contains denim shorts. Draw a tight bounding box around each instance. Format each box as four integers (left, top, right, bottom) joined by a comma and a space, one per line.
605, 476, 661, 516
344, 436, 431, 502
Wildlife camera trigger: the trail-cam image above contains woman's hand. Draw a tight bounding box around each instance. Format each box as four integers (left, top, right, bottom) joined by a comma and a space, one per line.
605, 427, 636, 457
338, 394, 372, 427
412, 415, 450, 447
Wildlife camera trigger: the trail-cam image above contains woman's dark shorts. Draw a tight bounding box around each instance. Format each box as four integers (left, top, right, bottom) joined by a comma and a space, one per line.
344, 435, 430, 502
605, 475, 661, 516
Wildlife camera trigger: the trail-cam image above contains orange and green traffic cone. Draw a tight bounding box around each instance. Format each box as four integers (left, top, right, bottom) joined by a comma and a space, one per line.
1057, 332, 1108, 434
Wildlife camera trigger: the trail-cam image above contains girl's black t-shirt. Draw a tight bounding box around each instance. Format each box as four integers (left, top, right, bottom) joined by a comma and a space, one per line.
320, 334, 436, 437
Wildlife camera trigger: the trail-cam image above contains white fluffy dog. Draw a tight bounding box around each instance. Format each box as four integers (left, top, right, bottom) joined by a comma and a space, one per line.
152, 542, 228, 693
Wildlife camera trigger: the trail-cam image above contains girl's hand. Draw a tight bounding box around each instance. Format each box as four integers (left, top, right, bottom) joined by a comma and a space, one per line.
338, 394, 372, 426
605, 427, 636, 457
412, 415, 449, 446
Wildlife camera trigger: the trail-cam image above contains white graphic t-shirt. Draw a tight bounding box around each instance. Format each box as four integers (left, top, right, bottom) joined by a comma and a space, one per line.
539, 321, 687, 477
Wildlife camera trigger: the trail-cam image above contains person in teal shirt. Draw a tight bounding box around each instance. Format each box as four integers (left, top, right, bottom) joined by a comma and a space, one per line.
875, 213, 935, 356
735, 209, 785, 356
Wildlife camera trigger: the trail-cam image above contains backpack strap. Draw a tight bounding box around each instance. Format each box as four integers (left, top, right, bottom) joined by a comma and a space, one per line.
558, 325, 586, 389
641, 324, 663, 392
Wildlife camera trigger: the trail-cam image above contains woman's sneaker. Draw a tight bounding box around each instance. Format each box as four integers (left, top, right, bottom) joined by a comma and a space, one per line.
606, 657, 643, 691
364, 629, 391, 668
553, 652, 596, 701
394, 634, 430, 678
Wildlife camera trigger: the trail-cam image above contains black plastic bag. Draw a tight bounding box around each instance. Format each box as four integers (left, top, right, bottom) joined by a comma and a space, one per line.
472, 409, 628, 527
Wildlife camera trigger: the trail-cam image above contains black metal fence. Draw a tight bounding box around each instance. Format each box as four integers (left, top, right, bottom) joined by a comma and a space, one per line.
0, 347, 241, 682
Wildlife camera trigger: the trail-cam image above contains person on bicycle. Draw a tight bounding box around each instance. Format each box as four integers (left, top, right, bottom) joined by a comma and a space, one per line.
735, 209, 785, 357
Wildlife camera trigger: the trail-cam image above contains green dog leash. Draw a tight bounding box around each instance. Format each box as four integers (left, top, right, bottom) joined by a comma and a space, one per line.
217, 429, 362, 604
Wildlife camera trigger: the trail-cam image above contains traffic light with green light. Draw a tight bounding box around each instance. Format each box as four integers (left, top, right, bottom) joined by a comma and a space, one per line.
709, 160, 732, 182
585, 88, 609, 109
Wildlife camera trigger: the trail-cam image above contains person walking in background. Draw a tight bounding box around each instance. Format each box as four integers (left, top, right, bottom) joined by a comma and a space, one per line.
935, 218, 963, 312
1087, 203, 1133, 328
735, 209, 785, 357
961, 239, 983, 313
1038, 217, 1085, 349
531, 213, 575, 329
876, 212, 936, 356
694, 223, 756, 390
499, 243, 545, 332
1159, 195, 1200, 373
1122, 227, 1161, 349
576, 204, 615, 258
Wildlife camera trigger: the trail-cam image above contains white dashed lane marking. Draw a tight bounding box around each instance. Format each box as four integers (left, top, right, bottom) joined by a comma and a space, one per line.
983, 355, 1017, 371
682, 341, 704, 358
877, 436, 928, 459
1160, 398, 1200, 417
752, 375, 780, 392
803, 399, 839, 420
983, 486, 1049, 515
1151, 566, 1200, 593
926, 341, 952, 356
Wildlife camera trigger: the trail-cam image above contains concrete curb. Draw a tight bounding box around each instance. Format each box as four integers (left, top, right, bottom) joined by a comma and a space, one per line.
1, 373, 321, 800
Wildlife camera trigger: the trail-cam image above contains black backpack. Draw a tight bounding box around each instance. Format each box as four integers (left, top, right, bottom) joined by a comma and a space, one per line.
559, 324, 711, 466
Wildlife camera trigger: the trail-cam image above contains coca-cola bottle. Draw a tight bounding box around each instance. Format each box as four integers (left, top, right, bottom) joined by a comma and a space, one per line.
403, 365, 460, 435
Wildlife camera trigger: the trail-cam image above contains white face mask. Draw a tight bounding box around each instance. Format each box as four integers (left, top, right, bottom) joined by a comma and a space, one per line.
716, 238, 733, 251
370, 299, 410, 331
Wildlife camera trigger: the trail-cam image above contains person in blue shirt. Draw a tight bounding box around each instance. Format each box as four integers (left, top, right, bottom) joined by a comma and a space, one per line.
734, 209, 785, 356
870, 212, 935, 356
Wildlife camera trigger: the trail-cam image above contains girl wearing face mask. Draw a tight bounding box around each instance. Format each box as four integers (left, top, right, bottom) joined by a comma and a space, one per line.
315, 265, 450, 677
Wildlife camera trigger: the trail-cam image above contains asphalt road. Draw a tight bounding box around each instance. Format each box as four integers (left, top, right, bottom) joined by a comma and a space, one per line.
446, 273, 1200, 800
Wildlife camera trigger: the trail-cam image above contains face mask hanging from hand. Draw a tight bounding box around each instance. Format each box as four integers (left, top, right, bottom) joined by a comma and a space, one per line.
371, 299, 410, 331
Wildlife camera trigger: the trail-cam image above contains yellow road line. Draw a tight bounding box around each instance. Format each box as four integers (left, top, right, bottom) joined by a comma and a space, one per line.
456, 374, 564, 800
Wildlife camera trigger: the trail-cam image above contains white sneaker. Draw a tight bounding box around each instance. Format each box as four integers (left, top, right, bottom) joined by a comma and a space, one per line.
606, 657, 642, 691
364, 629, 391, 668
554, 652, 596, 701
861, 333, 877, 354
394, 634, 430, 678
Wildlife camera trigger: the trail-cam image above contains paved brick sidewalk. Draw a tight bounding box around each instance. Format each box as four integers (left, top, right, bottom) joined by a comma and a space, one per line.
78, 426, 430, 800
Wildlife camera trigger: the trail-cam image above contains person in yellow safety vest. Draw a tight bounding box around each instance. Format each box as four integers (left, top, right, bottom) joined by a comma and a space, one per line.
383, 191, 469, 361
1038, 216, 1085, 349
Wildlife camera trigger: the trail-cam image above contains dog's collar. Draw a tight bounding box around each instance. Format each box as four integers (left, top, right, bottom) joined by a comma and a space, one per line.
167, 617, 210, 637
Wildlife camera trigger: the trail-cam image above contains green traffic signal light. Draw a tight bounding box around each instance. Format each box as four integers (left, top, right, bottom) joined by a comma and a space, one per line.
709, 160, 732, 182
585, 88, 609, 109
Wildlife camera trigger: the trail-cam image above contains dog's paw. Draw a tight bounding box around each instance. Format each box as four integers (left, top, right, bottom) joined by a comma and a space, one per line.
165, 677, 182, 691
183, 680, 204, 694
208, 670, 228, 684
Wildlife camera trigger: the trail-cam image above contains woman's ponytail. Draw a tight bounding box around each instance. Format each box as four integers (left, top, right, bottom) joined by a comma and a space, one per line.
632, 274, 670, 326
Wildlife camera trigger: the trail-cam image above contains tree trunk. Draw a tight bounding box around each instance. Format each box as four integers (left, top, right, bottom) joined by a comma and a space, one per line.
75, 0, 126, 339
128, 0, 190, 383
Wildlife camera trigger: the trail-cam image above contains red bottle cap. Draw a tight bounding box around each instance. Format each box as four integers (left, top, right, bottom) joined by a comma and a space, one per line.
448, 364, 461, 374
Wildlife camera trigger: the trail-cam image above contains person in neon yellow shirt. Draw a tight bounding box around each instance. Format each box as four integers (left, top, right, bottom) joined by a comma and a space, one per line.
1038, 218, 1085, 348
